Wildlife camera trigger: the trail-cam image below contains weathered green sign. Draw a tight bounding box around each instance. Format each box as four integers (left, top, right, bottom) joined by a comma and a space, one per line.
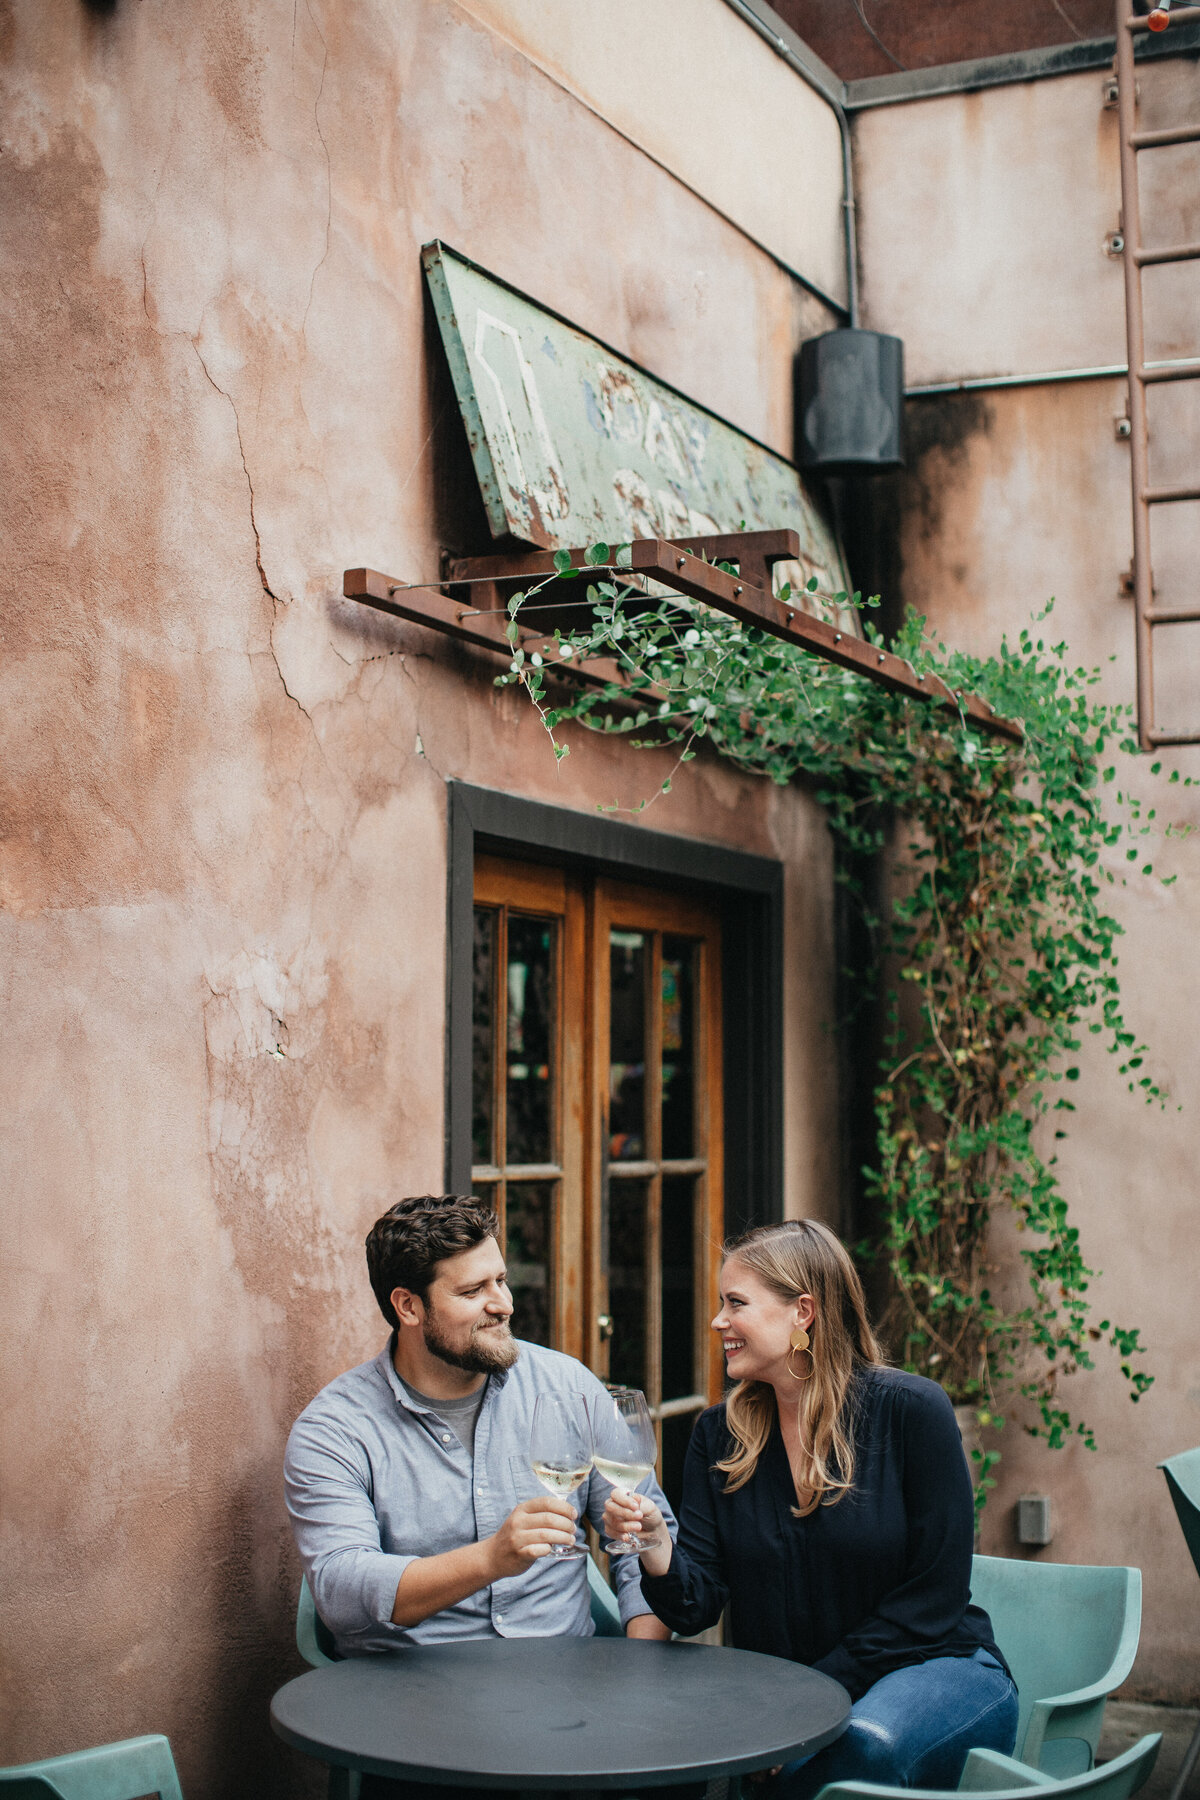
422, 242, 849, 596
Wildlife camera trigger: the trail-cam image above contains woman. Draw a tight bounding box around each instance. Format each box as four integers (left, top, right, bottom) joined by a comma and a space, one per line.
604, 1221, 1018, 1799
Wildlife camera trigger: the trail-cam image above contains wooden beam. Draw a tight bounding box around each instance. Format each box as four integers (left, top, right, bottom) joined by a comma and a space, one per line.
347, 536, 1023, 745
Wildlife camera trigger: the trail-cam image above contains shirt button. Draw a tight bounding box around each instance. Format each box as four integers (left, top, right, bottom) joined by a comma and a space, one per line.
441, 1434, 452, 1444
495, 1613, 504, 1623
477, 1487, 484, 1495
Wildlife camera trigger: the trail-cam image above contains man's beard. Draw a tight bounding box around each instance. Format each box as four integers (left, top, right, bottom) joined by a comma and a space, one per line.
423, 1310, 520, 1374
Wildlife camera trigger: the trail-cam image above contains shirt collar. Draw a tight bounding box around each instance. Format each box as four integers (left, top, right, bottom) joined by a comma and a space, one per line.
376, 1332, 516, 1413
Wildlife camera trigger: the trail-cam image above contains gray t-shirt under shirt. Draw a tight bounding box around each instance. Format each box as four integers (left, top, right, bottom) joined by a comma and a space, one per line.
397, 1373, 488, 1457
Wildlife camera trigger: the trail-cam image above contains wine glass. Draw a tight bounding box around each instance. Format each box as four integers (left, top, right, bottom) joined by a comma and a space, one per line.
529, 1391, 592, 1558
589, 1386, 658, 1556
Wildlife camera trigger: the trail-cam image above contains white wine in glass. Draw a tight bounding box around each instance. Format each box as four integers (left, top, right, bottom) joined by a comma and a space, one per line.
589, 1386, 658, 1556
529, 1391, 591, 1558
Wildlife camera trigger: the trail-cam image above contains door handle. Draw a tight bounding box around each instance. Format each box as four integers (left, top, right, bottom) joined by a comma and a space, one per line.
597, 1313, 615, 1341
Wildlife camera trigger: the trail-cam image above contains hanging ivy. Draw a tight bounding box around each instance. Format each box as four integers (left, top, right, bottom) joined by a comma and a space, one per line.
498, 547, 1168, 1505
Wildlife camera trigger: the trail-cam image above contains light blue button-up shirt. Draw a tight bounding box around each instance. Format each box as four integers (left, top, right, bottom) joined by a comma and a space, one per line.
284, 1337, 677, 1655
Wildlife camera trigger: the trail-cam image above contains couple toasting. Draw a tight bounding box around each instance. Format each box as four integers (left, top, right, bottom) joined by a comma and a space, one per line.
286, 1194, 1017, 1800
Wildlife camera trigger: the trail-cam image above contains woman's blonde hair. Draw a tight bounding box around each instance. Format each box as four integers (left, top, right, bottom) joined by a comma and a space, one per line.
717, 1219, 883, 1515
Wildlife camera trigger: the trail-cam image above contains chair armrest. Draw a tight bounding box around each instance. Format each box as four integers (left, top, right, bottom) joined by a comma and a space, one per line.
1022, 1573, 1142, 1769
959, 1750, 1056, 1792
0, 1734, 185, 1800
296, 1576, 337, 1668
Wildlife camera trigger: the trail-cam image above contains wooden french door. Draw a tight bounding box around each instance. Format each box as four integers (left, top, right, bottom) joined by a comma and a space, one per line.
471, 857, 723, 1504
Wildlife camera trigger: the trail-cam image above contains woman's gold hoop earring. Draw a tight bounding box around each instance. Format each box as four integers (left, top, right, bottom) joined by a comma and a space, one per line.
788, 1326, 813, 1381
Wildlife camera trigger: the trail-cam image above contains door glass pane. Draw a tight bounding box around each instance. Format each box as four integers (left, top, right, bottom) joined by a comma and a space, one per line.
610, 931, 646, 1161
661, 1175, 696, 1401
608, 1177, 648, 1389
472, 907, 496, 1166
506, 914, 555, 1165
506, 1181, 553, 1347
660, 937, 696, 1159
661, 1409, 701, 1515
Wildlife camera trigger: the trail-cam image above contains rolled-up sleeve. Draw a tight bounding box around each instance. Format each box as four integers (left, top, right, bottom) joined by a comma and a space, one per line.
284, 1411, 414, 1635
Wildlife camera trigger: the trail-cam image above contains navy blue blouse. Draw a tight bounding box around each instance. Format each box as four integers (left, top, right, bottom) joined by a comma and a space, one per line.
640, 1366, 1006, 1701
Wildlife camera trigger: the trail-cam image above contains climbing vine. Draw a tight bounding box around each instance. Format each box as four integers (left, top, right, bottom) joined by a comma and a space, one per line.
497, 545, 1165, 1503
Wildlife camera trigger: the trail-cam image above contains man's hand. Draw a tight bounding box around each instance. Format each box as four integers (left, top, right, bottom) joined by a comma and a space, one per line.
601, 1488, 672, 1578
486, 1495, 578, 1578
392, 1495, 577, 1626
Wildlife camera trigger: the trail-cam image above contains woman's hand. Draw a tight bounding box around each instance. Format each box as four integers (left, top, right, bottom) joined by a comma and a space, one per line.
602, 1487, 672, 1577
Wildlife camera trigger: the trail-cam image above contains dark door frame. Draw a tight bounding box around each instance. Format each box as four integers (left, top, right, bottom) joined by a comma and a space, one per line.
446, 781, 784, 1238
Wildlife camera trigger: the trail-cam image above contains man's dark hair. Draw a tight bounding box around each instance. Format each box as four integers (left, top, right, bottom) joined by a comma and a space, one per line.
365, 1194, 500, 1327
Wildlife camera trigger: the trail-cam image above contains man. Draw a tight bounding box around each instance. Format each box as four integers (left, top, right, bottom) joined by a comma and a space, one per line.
285, 1192, 675, 1652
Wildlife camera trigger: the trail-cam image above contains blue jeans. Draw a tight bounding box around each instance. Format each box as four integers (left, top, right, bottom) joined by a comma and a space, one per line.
774, 1648, 1019, 1800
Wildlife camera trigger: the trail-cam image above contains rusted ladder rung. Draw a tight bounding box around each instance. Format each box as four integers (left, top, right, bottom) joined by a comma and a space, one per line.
1125, 6, 1200, 26
1140, 361, 1200, 384
1143, 483, 1200, 502
1132, 123, 1200, 147
1133, 242, 1200, 266
1115, 0, 1200, 748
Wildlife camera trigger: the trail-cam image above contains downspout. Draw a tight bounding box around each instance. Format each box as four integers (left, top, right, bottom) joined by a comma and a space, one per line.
722, 0, 859, 326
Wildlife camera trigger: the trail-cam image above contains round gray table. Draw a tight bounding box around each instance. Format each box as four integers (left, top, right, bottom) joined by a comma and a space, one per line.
270, 1637, 850, 1790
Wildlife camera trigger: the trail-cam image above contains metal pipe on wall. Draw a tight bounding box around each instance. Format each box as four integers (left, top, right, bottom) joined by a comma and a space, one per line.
907, 356, 1200, 397
722, 0, 859, 325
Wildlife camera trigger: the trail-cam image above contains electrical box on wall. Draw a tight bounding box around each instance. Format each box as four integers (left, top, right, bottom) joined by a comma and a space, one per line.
797, 329, 905, 476
1017, 1493, 1054, 1547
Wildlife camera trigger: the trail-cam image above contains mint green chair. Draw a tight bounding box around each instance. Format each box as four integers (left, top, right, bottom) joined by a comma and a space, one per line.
812, 1732, 1160, 1800
297, 1573, 338, 1667
1159, 1447, 1200, 1800
0, 1734, 184, 1799
970, 1556, 1142, 1778
587, 1550, 625, 1635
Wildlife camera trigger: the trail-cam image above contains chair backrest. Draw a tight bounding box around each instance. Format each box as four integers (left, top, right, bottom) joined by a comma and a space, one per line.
296, 1573, 339, 1667
1160, 1448, 1200, 1578
812, 1731, 1161, 1800
298, 1553, 624, 1661
587, 1551, 624, 1636
970, 1555, 1140, 1762
0, 1734, 184, 1800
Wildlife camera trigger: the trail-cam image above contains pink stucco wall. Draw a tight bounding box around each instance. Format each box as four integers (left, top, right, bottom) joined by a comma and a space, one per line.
856, 60, 1200, 1705
0, 3, 844, 1791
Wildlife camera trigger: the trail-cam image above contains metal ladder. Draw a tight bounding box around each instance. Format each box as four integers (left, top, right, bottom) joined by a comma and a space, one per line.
1115, 0, 1200, 747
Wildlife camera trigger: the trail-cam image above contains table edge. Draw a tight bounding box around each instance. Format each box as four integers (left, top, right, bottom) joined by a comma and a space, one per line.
269, 1676, 850, 1788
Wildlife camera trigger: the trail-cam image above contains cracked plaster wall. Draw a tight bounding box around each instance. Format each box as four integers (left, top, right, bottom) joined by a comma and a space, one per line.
0, 2, 844, 1791
856, 62, 1200, 1704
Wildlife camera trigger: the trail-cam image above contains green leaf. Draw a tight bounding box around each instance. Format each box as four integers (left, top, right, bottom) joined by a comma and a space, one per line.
553, 549, 573, 574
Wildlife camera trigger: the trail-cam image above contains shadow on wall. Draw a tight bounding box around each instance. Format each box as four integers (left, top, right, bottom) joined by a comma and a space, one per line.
810, 388, 994, 1285
425, 282, 521, 564
833, 392, 994, 642
195, 1473, 326, 1800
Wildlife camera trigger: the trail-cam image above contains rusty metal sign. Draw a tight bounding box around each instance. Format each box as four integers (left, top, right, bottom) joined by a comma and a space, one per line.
422, 242, 850, 600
